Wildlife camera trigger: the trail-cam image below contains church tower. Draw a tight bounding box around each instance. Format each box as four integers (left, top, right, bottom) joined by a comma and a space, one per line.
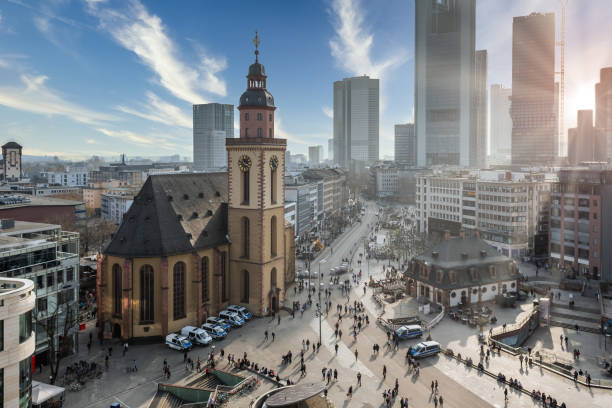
227, 32, 286, 316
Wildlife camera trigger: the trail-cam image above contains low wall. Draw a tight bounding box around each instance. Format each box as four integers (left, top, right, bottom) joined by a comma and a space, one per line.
158, 383, 212, 404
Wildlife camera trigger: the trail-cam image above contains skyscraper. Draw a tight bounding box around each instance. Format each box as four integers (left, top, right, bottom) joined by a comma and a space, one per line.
333, 76, 379, 169
394, 123, 416, 166
568, 110, 606, 164
308, 145, 323, 166
511, 13, 557, 165
473, 50, 488, 168
490, 84, 512, 164
193, 103, 234, 171
415, 0, 476, 167
595, 67, 612, 160
328, 138, 333, 161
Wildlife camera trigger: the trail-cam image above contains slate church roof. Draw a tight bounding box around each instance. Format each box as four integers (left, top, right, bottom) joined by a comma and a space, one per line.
105, 173, 229, 258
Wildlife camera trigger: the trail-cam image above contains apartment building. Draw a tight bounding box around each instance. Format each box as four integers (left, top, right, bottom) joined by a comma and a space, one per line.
44, 168, 88, 187
101, 193, 134, 225
0, 220, 79, 367
416, 169, 551, 258
549, 169, 612, 280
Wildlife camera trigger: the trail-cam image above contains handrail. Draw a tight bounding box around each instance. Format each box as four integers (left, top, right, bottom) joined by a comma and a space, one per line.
426, 306, 445, 330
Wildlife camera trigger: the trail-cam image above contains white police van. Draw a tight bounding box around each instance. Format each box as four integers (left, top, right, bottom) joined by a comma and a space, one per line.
408, 341, 441, 359
180, 326, 213, 346
165, 333, 192, 351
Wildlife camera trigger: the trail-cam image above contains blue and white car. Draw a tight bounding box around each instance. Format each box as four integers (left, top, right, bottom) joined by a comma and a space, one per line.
227, 305, 253, 321
201, 323, 227, 340
409, 341, 441, 359
166, 333, 192, 351
219, 311, 245, 327
206, 316, 232, 332
395, 324, 423, 340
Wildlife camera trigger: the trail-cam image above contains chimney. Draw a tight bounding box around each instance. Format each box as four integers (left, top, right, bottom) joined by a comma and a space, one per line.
459, 228, 465, 239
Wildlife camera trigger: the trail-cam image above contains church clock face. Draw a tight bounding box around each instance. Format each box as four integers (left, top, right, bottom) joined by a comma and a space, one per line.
238, 155, 252, 172
269, 155, 279, 170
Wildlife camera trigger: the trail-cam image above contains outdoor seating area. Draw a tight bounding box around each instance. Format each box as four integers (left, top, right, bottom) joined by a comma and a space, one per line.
448, 306, 495, 328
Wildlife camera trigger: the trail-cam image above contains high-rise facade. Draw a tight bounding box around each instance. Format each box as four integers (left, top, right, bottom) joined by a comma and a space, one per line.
333, 76, 379, 169
473, 50, 488, 168
193, 103, 234, 171
328, 138, 333, 161
511, 13, 558, 165
308, 145, 323, 166
394, 123, 416, 166
490, 84, 512, 164
595, 67, 612, 160
415, 0, 476, 167
568, 110, 607, 165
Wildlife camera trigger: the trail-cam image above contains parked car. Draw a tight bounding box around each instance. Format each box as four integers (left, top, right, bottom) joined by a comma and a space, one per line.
180, 326, 212, 346
201, 323, 227, 340
219, 311, 245, 327
206, 316, 232, 332
227, 305, 253, 320
409, 341, 441, 359
395, 324, 423, 340
166, 333, 192, 351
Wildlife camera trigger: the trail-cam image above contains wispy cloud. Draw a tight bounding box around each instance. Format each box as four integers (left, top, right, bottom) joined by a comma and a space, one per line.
96, 127, 180, 151
0, 74, 116, 124
86, 0, 226, 104
329, 0, 406, 78
322, 106, 333, 119
116, 92, 191, 128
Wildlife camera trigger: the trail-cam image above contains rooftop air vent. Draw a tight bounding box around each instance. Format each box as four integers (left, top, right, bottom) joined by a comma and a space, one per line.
461, 253, 468, 260
480, 250, 487, 258
431, 251, 439, 259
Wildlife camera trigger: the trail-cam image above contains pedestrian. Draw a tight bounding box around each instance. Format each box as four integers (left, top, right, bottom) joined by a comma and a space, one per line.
431, 381, 435, 394
278, 314, 281, 325
504, 387, 508, 401
335, 343, 339, 355
272, 332, 276, 341
355, 349, 358, 360
439, 395, 443, 407
564, 336, 568, 348
123, 342, 128, 356
322, 367, 327, 380
433, 395, 438, 408
89, 332, 93, 344
265, 330, 268, 341
434, 379, 438, 392
184, 351, 188, 363
133, 359, 137, 371
383, 365, 387, 379
87, 342, 91, 353
334, 369, 338, 381
347, 385, 353, 398
357, 372, 362, 386
560, 334, 563, 346
519, 354, 523, 368
108, 346, 113, 356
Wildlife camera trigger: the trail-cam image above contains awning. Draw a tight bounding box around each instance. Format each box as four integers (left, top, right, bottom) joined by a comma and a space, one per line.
32, 380, 65, 405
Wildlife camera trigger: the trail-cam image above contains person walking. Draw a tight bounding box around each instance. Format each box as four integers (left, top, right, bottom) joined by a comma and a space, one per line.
272, 332, 276, 341
355, 349, 358, 361
504, 387, 508, 401
335, 344, 339, 355
383, 365, 387, 379
431, 381, 435, 394
434, 379, 438, 392
564, 336, 568, 348
265, 330, 268, 341
133, 359, 138, 372
347, 385, 353, 398
278, 313, 281, 325
439, 395, 443, 407
519, 354, 524, 368
357, 372, 362, 386
322, 367, 327, 380
334, 369, 338, 381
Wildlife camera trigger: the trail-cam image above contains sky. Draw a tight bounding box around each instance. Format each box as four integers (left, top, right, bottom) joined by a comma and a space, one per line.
0, 0, 611, 161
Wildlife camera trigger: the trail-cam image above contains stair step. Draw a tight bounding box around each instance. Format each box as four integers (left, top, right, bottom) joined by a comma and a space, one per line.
550, 302, 600, 315
549, 317, 601, 334
550, 310, 601, 324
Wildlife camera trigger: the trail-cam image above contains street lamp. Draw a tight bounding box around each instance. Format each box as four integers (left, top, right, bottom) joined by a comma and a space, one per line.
318, 258, 327, 346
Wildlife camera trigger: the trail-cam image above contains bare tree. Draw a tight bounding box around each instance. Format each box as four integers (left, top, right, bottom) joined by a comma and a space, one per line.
35, 288, 79, 384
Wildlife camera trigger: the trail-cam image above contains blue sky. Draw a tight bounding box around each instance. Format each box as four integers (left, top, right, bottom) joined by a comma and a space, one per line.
0, 0, 611, 160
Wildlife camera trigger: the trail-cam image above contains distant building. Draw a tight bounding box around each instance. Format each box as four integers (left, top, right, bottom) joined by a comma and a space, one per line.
285, 182, 317, 237
0, 220, 80, 369
101, 193, 134, 225
416, 169, 551, 258
333, 76, 379, 169
368, 162, 419, 202
568, 110, 607, 165
45, 167, 88, 187
549, 168, 612, 280
490, 84, 512, 164
473, 50, 488, 168
0, 277, 35, 407
415, 0, 476, 167
394, 123, 416, 166
328, 138, 333, 161
405, 233, 520, 309
2, 142, 22, 182
0, 195, 85, 223
308, 145, 323, 166
193, 103, 234, 171
511, 13, 558, 165
595, 67, 612, 160
301, 168, 348, 216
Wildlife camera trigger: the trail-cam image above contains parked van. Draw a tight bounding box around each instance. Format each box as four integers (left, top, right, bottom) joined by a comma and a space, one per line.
206, 316, 232, 332
165, 333, 192, 351
395, 324, 423, 340
227, 305, 253, 320
409, 341, 441, 359
180, 326, 212, 346
201, 323, 227, 339
219, 311, 245, 327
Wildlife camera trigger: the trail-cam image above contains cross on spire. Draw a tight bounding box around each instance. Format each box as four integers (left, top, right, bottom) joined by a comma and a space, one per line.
253, 30, 260, 62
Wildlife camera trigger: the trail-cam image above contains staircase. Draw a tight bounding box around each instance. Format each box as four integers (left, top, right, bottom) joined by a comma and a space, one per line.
187, 373, 224, 390
149, 390, 183, 408
549, 301, 601, 334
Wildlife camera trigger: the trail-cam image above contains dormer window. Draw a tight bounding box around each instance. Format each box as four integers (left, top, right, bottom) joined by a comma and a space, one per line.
436, 270, 444, 283
449, 270, 457, 284
489, 265, 497, 278
470, 267, 478, 281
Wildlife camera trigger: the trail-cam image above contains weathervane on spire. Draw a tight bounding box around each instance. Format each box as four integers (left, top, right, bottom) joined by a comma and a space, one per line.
253, 30, 260, 62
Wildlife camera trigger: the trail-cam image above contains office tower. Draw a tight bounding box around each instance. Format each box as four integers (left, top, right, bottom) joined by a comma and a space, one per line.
415, 0, 476, 167
193, 103, 234, 171
473, 50, 488, 168
333, 76, 380, 169
568, 110, 606, 165
394, 123, 416, 166
595, 67, 612, 160
511, 13, 557, 165
308, 145, 323, 166
490, 84, 512, 164
328, 138, 333, 161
